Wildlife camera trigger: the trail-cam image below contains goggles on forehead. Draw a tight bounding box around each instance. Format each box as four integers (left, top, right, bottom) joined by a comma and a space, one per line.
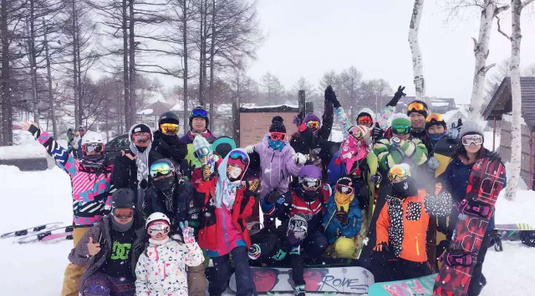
83, 142, 104, 154
269, 132, 286, 141
392, 125, 411, 135
299, 177, 321, 190
407, 102, 427, 112
113, 208, 134, 219
160, 123, 179, 135
191, 108, 208, 118
357, 116, 373, 126
462, 134, 483, 146
388, 166, 409, 181
335, 184, 354, 195
150, 162, 175, 178
147, 222, 170, 236
194, 147, 211, 159
132, 132, 151, 144
229, 150, 248, 164
307, 121, 320, 129
426, 113, 444, 123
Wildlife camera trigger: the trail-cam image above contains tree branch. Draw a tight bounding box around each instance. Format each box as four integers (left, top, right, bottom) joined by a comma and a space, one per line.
496, 15, 511, 40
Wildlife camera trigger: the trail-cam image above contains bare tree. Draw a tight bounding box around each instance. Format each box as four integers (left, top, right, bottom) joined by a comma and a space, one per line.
497, 0, 534, 200
409, 0, 426, 100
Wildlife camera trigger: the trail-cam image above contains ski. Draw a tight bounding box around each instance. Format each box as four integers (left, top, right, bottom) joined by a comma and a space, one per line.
16, 225, 74, 244
0, 222, 64, 239
41, 232, 74, 243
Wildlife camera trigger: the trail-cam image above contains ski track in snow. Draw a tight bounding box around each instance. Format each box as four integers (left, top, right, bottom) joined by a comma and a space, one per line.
1, 164, 534, 295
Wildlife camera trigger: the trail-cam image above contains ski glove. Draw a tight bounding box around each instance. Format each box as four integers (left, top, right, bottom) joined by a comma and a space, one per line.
246, 179, 260, 194
244, 145, 255, 154
386, 86, 406, 107
372, 123, 384, 139
293, 112, 307, 132
427, 156, 440, 170
446, 128, 459, 140
179, 221, 196, 244
373, 241, 389, 252
265, 190, 284, 205
201, 164, 212, 181
272, 249, 287, 261
336, 208, 349, 226
370, 173, 382, 185
325, 85, 341, 108
294, 153, 307, 165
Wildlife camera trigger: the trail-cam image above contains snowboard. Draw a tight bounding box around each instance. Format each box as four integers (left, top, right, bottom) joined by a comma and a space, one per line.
368, 273, 437, 296
17, 225, 74, 244
229, 266, 374, 295
433, 157, 506, 296
432, 138, 459, 177
494, 223, 535, 248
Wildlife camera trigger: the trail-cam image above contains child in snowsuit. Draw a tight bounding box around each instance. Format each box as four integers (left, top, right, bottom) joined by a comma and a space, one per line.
322, 177, 363, 259
371, 164, 451, 282
245, 116, 306, 229
257, 165, 330, 296
135, 212, 204, 296
22, 122, 114, 296
199, 148, 259, 296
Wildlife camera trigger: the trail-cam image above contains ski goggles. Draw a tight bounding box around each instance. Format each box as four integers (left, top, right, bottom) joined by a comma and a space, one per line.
269, 132, 286, 141
307, 121, 320, 129
391, 125, 411, 135
462, 134, 483, 146
147, 222, 170, 236
113, 208, 134, 219
388, 165, 409, 181
132, 132, 151, 144
83, 142, 104, 154
191, 108, 208, 118
150, 162, 175, 178
194, 146, 211, 159
407, 102, 428, 112
335, 183, 354, 195
229, 150, 248, 164
299, 177, 321, 190
357, 116, 373, 126
160, 123, 179, 135
426, 113, 444, 124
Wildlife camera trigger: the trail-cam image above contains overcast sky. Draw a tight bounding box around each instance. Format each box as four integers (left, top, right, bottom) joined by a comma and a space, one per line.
245, 0, 535, 104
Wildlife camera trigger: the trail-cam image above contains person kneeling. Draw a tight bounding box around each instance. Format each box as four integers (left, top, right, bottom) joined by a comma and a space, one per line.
135, 212, 204, 296
69, 189, 146, 296
371, 164, 451, 282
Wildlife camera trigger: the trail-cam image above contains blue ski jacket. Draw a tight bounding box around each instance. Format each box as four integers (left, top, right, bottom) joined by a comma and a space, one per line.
322, 195, 362, 244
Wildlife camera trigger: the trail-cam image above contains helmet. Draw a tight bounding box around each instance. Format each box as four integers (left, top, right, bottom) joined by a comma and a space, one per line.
146, 212, 171, 228
81, 131, 105, 155
298, 165, 322, 179
150, 159, 177, 178
111, 188, 136, 209
159, 111, 180, 126
189, 106, 209, 128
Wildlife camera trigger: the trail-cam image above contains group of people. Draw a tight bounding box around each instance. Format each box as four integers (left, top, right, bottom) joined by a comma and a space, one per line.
22, 84, 506, 296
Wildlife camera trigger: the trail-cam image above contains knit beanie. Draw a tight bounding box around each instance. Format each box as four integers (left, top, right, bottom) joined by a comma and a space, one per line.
130, 123, 151, 137
269, 116, 286, 133
390, 113, 411, 128
425, 113, 447, 130
459, 120, 484, 139
304, 113, 321, 124
193, 135, 211, 153
407, 100, 429, 118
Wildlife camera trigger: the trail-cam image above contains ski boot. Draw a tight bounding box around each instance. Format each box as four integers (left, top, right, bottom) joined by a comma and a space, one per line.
457, 199, 493, 219
293, 284, 305, 296
248, 243, 261, 260
443, 250, 475, 267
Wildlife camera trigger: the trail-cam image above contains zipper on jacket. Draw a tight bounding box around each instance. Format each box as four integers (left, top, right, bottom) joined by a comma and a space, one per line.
415, 236, 420, 256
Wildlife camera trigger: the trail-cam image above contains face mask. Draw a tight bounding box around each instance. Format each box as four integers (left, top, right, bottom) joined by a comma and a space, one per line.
153, 175, 176, 197
268, 138, 286, 151
412, 127, 425, 134
391, 177, 417, 198
227, 165, 243, 181
429, 132, 446, 141
111, 216, 134, 232
335, 192, 354, 207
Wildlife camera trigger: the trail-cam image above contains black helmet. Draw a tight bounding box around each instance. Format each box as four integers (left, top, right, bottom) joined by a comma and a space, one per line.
159, 111, 180, 126
189, 106, 209, 128
111, 188, 136, 209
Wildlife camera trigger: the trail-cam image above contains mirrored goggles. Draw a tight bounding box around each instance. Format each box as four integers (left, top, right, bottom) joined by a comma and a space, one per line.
426, 113, 444, 123
132, 132, 151, 144
229, 150, 248, 164
160, 123, 179, 135
407, 102, 427, 112
191, 108, 208, 118
307, 121, 320, 129
83, 142, 103, 154
269, 132, 286, 141
462, 134, 483, 146
147, 222, 170, 236
194, 146, 211, 159
113, 208, 134, 219
299, 177, 321, 190
388, 166, 409, 181
357, 116, 373, 126
335, 184, 354, 195
392, 125, 411, 135
150, 162, 175, 178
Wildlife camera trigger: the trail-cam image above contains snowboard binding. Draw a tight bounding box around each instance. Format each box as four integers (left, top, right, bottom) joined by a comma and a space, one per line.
443, 250, 475, 267
457, 199, 493, 219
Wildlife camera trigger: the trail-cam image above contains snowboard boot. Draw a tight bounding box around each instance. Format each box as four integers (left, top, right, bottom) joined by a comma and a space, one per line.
293, 284, 305, 296
248, 243, 261, 260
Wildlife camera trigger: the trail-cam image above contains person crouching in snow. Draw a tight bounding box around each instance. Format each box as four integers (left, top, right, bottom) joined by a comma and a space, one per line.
69, 188, 146, 296
201, 148, 259, 296
322, 177, 363, 259
135, 212, 204, 296
371, 163, 451, 282
245, 116, 307, 229
256, 165, 330, 296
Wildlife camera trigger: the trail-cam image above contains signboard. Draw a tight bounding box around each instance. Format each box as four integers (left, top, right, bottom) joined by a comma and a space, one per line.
239, 107, 299, 147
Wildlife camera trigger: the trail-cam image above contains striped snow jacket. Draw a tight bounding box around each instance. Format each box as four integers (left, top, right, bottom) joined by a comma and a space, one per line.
29, 126, 113, 227
373, 138, 428, 174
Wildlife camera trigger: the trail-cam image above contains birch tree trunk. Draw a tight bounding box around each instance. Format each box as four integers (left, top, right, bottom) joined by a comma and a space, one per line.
43, 18, 57, 137
182, 0, 189, 130
506, 0, 533, 201
72, 0, 80, 127
122, 0, 131, 129
409, 0, 425, 101
128, 0, 136, 124
208, 0, 216, 129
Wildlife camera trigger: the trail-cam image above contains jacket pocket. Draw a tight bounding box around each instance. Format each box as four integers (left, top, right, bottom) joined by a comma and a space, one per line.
406, 201, 422, 221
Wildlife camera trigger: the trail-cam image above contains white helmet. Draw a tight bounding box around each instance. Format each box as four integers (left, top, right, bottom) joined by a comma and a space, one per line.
146, 212, 171, 228
81, 131, 104, 145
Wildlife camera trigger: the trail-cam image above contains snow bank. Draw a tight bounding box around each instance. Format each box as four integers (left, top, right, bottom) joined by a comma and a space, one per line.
0, 142, 49, 160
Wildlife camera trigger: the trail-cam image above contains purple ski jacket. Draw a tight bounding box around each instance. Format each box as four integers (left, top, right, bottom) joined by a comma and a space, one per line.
254, 133, 303, 199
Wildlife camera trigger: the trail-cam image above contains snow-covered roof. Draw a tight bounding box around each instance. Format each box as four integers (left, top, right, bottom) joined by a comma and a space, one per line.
137, 109, 153, 115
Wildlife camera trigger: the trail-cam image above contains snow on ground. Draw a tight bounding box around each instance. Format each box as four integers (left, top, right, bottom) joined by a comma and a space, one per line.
0, 153, 534, 295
